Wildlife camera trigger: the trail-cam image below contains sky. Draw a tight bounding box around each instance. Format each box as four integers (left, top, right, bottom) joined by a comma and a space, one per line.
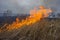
0, 0, 60, 15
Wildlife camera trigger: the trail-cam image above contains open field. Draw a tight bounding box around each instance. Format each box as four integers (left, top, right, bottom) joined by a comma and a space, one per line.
0, 18, 60, 40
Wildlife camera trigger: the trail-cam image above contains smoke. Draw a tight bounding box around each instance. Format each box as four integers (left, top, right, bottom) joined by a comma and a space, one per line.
44, 0, 60, 12
0, 0, 60, 16
0, 0, 45, 14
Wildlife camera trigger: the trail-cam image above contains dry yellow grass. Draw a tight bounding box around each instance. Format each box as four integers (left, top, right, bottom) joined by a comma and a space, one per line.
0, 18, 60, 40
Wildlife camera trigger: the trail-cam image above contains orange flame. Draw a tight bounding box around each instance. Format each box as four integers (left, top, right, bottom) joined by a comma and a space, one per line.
0, 6, 52, 31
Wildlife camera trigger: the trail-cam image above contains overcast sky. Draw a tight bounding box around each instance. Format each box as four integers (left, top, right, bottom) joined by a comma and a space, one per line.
0, 0, 60, 14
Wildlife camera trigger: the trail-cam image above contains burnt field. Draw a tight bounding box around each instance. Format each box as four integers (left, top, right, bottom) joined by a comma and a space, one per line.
0, 18, 60, 40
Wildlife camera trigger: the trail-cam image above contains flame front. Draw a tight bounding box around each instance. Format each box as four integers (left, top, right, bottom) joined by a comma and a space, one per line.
0, 6, 52, 31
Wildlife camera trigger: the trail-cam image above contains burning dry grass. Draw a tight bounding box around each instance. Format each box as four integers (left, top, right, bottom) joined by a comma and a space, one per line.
0, 6, 57, 40
0, 6, 52, 32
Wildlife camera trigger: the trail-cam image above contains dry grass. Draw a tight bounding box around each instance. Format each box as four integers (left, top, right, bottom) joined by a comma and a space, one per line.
0, 18, 60, 40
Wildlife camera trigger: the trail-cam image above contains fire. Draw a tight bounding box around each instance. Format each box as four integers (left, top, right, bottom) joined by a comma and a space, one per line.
0, 6, 52, 31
